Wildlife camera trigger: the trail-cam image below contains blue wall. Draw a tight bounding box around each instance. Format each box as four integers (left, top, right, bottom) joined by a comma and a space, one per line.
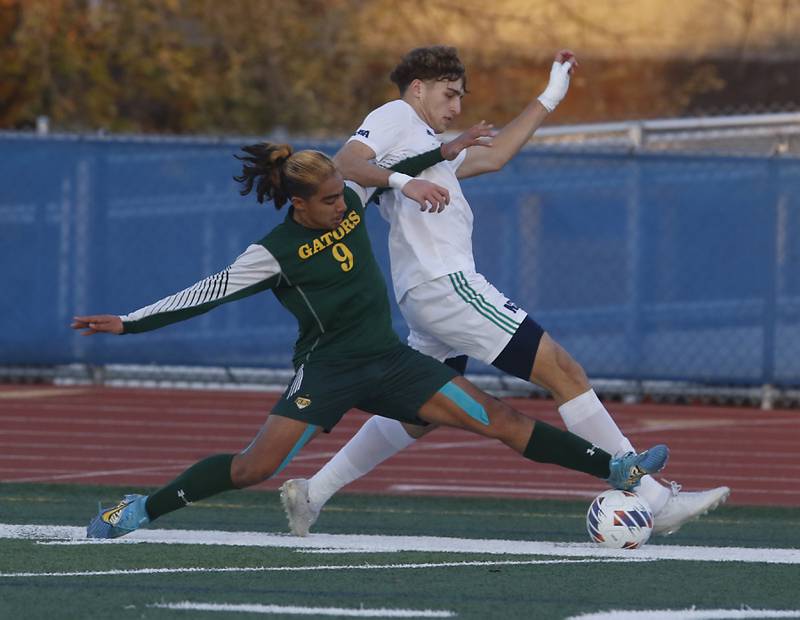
2, 135, 799, 386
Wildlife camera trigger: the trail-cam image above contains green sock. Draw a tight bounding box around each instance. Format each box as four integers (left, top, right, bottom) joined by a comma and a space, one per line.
145, 453, 236, 521
523, 421, 611, 479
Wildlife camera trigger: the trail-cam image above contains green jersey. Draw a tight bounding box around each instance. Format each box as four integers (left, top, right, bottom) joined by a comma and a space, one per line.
121, 148, 445, 367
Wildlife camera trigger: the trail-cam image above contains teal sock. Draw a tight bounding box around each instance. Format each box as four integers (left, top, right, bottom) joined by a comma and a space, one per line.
145, 453, 236, 521
523, 421, 611, 479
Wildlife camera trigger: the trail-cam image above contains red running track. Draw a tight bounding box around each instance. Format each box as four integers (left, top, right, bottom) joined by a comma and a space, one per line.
1, 385, 798, 506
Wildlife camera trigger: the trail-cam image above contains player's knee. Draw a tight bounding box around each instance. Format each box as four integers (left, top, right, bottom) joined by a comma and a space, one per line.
557, 348, 588, 385
402, 421, 435, 439
534, 335, 589, 392
482, 399, 526, 439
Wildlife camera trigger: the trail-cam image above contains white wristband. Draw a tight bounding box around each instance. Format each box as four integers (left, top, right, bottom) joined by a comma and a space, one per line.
537, 59, 573, 113
388, 172, 413, 191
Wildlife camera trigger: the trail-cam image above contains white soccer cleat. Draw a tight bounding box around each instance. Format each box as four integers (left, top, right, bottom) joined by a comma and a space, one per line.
652, 482, 731, 536
279, 478, 320, 537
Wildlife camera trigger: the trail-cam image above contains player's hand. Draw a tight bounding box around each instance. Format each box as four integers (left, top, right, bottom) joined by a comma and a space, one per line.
402, 179, 450, 213
441, 121, 494, 161
554, 49, 578, 73
71, 314, 123, 335
537, 49, 578, 113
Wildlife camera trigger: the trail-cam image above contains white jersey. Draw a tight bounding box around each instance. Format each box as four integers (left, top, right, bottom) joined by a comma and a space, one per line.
347, 99, 474, 301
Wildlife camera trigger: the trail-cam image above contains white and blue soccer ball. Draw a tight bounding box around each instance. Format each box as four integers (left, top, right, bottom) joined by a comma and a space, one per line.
586, 489, 654, 549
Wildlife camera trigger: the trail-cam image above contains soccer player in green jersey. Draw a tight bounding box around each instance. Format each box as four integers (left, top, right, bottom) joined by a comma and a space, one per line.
72, 138, 667, 539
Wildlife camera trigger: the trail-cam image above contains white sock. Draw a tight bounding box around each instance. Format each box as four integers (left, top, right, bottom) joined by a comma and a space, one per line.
636, 475, 671, 514
558, 389, 670, 513
308, 416, 416, 510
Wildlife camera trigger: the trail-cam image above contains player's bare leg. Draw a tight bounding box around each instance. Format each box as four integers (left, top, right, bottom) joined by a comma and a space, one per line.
416, 376, 667, 489
528, 332, 729, 531
527, 333, 673, 514
282, 417, 436, 536
89, 414, 319, 538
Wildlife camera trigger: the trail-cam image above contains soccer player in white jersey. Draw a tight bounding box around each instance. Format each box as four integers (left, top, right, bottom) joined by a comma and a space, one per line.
280, 46, 729, 537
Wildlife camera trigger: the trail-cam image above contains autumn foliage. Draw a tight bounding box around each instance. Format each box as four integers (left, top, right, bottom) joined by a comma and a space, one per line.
1, 0, 798, 135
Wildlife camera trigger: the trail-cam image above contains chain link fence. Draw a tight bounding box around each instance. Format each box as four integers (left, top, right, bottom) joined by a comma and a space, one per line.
2, 114, 799, 407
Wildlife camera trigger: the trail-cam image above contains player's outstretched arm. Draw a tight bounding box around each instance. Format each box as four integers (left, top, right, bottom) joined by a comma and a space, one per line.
456, 49, 577, 180
72, 244, 281, 336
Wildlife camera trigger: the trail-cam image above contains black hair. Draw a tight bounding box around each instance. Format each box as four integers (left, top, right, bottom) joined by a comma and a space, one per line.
234, 143, 336, 209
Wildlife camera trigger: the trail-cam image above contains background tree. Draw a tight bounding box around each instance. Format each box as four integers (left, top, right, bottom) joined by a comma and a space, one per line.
1, 0, 798, 134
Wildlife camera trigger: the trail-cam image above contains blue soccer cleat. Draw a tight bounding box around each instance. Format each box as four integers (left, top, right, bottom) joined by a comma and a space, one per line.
86, 494, 150, 539
607, 444, 669, 491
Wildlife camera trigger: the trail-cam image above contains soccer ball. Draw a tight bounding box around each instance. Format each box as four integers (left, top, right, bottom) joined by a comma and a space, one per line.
586, 489, 654, 549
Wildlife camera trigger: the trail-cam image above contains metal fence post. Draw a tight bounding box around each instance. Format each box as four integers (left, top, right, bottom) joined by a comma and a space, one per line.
625, 153, 644, 401
761, 158, 782, 409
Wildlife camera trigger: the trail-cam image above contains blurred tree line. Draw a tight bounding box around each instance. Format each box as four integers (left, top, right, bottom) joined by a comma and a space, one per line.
2, 0, 798, 135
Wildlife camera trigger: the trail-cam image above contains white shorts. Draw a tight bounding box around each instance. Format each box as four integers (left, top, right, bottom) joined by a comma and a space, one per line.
399, 271, 528, 364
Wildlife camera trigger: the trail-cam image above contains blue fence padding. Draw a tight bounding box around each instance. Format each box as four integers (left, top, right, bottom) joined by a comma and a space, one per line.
2, 136, 799, 386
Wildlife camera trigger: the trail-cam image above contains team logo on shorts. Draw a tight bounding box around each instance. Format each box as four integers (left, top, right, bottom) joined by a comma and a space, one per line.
294, 396, 312, 409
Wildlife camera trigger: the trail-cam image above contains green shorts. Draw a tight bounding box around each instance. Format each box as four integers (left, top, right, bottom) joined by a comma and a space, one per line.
272, 344, 458, 432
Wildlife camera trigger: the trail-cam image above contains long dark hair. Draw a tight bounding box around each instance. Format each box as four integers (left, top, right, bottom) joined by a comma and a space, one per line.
234, 142, 336, 209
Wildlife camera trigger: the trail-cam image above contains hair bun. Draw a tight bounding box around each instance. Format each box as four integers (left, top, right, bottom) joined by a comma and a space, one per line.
270, 144, 293, 165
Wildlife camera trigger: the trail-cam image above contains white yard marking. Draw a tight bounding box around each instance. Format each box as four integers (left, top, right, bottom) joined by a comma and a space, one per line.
567, 610, 800, 619
0, 558, 639, 578
0, 449, 338, 484
5, 464, 188, 484
150, 601, 456, 617
637, 416, 800, 435
0, 388, 89, 400
411, 439, 493, 451
1, 523, 799, 565
389, 484, 598, 498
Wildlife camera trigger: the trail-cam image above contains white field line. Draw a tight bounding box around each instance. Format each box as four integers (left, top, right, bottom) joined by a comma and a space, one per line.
0, 415, 261, 432
566, 609, 800, 619
0, 452, 338, 484
1, 470, 791, 496
150, 601, 455, 617
1, 524, 799, 565
0, 428, 249, 442
2, 464, 190, 484
1, 465, 794, 489
389, 484, 599, 498
0, 441, 341, 461
0, 558, 638, 579
150, 601, 454, 617
378, 445, 800, 465
328, 456, 800, 473
0, 388, 91, 400
0, 464, 800, 497
2, 473, 787, 500
0, 454, 188, 465
633, 416, 800, 433
151, 601, 455, 617
390, 482, 800, 498
412, 439, 494, 451
406, 446, 800, 463
0, 402, 269, 416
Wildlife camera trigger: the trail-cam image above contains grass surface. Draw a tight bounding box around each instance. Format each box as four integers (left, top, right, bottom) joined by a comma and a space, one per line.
1, 483, 799, 619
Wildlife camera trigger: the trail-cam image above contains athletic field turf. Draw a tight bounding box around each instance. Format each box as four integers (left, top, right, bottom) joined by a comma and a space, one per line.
1, 482, 799, 619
